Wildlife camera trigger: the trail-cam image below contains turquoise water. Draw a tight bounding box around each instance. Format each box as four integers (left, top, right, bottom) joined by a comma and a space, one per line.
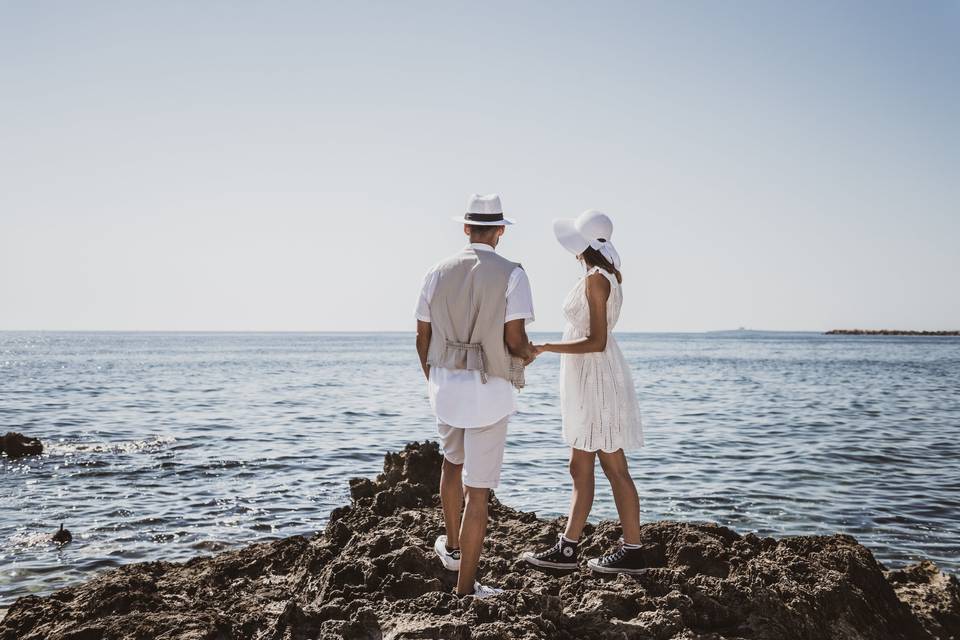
1, 331, 958, 605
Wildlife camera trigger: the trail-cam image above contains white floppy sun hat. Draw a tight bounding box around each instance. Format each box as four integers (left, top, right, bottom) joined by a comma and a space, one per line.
452, 193, 516, 226
553, 209, 621, 268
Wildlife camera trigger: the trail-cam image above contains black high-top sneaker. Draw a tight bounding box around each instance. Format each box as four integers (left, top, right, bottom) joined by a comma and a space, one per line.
521, 534, 579, 570
587, 543, 646, 574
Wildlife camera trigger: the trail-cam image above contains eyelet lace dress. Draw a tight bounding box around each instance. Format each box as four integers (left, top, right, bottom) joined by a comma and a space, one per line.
559, 266, 643, 452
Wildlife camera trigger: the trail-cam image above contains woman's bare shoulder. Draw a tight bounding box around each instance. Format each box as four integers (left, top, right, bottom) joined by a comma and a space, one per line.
585, 271, 612, 298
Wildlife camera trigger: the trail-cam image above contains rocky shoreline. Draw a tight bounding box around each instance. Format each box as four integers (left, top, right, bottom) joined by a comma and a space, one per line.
2, 441, 958, 639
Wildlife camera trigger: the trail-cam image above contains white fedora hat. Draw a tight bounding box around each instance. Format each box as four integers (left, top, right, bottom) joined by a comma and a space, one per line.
451, 193, 515, 226
553, 209, 621, 268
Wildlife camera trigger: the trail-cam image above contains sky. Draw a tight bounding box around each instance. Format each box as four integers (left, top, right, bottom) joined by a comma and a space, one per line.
1, 1, 958, 332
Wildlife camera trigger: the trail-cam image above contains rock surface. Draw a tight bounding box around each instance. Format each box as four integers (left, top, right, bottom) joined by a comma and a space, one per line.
2, 441, 958, 640
0, 432, 43, 459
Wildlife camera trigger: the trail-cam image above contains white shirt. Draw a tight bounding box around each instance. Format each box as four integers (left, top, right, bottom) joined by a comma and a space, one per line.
416, 243, 535, 428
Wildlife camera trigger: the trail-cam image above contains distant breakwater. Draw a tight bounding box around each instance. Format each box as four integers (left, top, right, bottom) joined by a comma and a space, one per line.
825, 329, 960, 336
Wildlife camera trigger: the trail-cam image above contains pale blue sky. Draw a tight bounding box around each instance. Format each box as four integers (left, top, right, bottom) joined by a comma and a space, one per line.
1, 1, 957, 331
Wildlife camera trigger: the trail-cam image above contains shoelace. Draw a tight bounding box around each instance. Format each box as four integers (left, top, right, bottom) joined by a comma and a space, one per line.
599, 546, 628, 565
535, 541, 564, 559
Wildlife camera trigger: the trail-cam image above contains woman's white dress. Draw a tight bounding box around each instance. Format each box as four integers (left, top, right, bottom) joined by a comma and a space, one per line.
559, 266, 644, 452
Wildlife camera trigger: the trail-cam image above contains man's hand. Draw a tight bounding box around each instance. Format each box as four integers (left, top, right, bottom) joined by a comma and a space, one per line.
416, 320, 432, 380
504, 319, 534, 365
522, 341, 538, 366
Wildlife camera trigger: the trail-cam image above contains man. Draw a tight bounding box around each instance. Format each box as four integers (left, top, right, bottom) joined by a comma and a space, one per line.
415, 193, 536, 597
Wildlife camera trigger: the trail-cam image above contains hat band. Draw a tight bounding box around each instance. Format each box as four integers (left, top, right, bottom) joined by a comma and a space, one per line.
465, 212, 504, 222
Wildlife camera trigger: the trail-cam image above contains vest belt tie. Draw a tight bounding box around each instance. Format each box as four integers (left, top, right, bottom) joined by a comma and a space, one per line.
444, 340, 488, 384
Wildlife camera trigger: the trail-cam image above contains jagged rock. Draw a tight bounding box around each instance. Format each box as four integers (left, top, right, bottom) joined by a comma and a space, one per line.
1, 440, 957, 640
887, 560, 960, 640
0, 432, 43, 459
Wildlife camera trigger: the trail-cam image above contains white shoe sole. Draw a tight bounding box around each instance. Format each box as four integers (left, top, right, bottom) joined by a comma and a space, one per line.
587, 559, 646, 575
521, 551, 577, 571
472, 581, 504, 598
434, 537, 460, 571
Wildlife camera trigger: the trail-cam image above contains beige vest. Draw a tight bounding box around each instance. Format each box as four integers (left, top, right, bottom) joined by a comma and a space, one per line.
426, 247, 526, 389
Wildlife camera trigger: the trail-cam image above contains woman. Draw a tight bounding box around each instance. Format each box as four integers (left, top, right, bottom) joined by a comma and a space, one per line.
522, 209, 645, 574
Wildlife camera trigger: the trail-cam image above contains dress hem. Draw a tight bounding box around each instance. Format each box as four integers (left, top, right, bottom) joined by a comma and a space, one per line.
564, 441, 645, 453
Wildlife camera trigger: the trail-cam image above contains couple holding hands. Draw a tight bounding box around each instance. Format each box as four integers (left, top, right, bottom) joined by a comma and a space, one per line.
415, 194, 644, 597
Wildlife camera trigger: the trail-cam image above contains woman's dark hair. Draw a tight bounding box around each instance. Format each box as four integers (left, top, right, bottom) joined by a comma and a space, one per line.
580, 245, 623, 283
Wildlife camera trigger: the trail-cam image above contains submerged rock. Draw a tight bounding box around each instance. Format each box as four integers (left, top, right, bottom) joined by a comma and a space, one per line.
0, 432, 43, 459
2, 440, 958, 639
51, 524, 72, 545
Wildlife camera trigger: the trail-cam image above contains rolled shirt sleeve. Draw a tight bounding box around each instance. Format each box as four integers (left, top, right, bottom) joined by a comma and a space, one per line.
504, 267, 535, 324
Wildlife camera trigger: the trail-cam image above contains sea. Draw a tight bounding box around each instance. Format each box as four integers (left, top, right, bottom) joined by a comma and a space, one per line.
1, 331, 959, 606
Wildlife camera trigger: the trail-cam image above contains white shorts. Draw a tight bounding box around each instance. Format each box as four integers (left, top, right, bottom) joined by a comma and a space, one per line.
437, 416, 509, 489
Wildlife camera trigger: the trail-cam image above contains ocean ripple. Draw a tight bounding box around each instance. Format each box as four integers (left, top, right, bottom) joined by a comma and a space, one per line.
1, 330, 958, 606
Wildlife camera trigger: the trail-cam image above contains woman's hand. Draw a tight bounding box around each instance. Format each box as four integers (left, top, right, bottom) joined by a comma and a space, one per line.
531, 343, 549, 356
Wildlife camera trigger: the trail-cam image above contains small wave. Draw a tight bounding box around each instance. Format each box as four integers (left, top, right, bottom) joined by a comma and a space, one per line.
7, 531, 55, 548
45, 436, 176, 456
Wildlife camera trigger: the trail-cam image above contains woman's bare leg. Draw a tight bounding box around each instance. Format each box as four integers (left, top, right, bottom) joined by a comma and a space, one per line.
563, 448, 596, 540
597, 449, 641, 545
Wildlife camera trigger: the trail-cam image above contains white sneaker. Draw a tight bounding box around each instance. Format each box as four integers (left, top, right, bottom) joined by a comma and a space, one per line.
471, 581, 504, 599
433, 535, 461, 571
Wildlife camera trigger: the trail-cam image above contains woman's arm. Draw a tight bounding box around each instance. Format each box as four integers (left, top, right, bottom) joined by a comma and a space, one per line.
536, 273, 610, 355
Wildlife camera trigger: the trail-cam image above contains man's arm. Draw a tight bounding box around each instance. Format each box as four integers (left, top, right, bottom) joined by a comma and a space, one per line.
416, 320, 432, 379
504, 266, 535, 365
504, 319, 535, 365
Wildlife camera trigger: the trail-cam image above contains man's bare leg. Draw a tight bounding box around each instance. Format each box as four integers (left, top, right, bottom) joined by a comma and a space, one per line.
440, 458, 464, 548
457, 486, 489, 595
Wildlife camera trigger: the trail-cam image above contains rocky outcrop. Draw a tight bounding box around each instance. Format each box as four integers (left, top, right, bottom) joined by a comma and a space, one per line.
2, 441, 958, 640
0, 432, 43, 459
